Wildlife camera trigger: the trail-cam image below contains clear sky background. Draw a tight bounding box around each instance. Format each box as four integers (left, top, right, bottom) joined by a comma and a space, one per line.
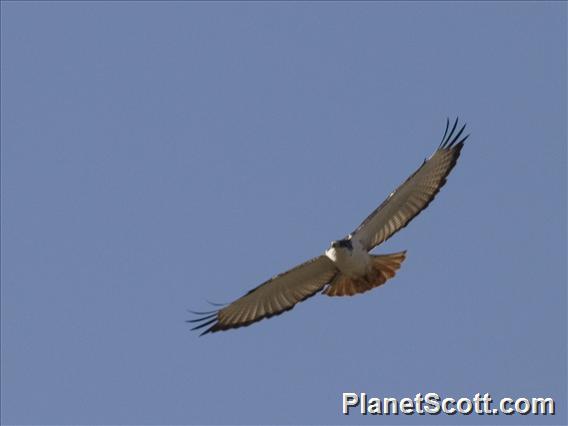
1, 2, 566, 425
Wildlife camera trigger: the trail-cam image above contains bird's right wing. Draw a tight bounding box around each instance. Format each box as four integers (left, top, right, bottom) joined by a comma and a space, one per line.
351, 118, 469, 251
190, 256, 337, 335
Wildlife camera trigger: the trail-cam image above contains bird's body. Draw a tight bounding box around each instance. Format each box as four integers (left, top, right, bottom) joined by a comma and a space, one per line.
190, 118, 469, 335
325, 237, 369, 278
323, 238, 406, 297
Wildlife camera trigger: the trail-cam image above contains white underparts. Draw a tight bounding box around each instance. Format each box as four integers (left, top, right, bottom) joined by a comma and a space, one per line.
325, 244, 371, 278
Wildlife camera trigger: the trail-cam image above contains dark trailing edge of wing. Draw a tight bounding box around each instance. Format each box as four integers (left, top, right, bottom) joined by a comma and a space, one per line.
412, 117, 469, 222
403, 116, 469, 230
401, 117, 469, 196
187, 280, 331, 336
352, 117, 469, 248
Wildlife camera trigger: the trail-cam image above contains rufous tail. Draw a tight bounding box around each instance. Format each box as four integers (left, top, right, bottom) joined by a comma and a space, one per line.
323, 250, 407, 296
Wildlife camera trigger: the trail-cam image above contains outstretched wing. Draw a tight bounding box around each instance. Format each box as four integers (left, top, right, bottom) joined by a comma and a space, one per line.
352, 118, 469, 251
189, 256, 337, 335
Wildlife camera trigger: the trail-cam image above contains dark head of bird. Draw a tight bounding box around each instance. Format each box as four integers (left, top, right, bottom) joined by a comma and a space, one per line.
331, 239, 353, 250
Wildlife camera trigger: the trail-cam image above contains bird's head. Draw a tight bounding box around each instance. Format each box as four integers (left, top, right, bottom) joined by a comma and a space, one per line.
330, 239, 353, 250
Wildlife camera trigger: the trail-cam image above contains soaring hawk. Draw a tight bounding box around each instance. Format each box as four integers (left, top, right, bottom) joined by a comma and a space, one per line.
190, 118, 469, 335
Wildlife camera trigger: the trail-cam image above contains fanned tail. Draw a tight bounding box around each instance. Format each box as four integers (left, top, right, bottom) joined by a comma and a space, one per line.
323, 251, 406, 297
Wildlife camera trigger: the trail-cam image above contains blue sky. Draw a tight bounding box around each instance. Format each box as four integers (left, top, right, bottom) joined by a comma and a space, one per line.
1, 2, 566, 425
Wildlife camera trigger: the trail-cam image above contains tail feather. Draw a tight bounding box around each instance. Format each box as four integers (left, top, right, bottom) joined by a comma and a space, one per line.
323, 250, 406, 297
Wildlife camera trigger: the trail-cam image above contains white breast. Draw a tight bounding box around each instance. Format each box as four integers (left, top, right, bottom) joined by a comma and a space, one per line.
325, 241, 370, 278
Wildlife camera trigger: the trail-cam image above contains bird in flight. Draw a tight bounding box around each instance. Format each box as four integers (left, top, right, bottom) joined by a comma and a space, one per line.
190, 118, 469, 335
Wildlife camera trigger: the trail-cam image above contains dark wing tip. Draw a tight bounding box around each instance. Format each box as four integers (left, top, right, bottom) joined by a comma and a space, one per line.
187, 299, 230, 336
191, 317, 221, 336
187, 308, 217, 315
439, 117, 450, 147
188, 308, 221, 336
199, 322, 222, 336
440, 117, 469, 149
186, 312, 217, 323
205, 299, 228, 307
190, 317, 216, 330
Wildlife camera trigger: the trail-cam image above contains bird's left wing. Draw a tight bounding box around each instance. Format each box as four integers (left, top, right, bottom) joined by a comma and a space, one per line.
352, 118, 469, 251
189, 256, 337, 335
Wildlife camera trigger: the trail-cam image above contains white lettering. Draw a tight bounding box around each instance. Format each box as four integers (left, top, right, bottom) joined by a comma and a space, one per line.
383, 397, 398, 414
442, 397, 456, 414
500, 397, 514, 414
515, 397, 530, 415
368, 397, 381, 414
342, 393, 359, 415
532, 397, 555, 414
340, 392, 555, 416
414, 393, 425, 414
424, 392, 441, 414
457, 397, 473, 414
400, 397, 414, 414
